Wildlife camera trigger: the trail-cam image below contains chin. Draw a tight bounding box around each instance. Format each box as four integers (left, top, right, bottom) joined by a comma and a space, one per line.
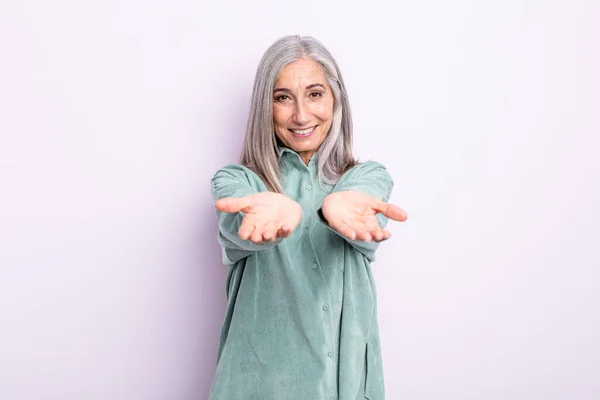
290, 141, 319, 151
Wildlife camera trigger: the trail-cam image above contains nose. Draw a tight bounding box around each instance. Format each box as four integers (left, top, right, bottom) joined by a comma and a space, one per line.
292, 99, 310, 126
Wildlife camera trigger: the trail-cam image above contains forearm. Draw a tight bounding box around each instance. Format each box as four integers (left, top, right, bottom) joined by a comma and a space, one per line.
316, 162, 394, 262
211, 167, 283, 258
316, 206, 386, 262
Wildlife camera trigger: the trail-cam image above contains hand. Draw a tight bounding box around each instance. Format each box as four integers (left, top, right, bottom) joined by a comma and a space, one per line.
321, 190, 407, 242
215, 192, 302, 244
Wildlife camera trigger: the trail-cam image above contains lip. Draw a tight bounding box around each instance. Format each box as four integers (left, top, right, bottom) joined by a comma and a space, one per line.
289, 125, 318, 138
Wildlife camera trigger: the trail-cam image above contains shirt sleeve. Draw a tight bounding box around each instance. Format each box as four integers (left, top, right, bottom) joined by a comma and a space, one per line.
317, 161, 394, 262
211, 164, 283, 265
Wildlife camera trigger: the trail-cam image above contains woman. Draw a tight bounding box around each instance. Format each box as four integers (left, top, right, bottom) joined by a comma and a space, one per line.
209, 35, 407, 400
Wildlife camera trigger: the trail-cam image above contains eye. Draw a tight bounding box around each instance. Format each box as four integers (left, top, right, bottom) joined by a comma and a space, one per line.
309, 92, 323, 98
275, 94, 290, 102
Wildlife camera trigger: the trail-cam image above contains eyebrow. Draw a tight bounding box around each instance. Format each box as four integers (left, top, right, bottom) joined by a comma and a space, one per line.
273, 83, 327, 93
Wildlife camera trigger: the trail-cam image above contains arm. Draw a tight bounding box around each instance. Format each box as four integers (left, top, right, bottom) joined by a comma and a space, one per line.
211, 165, 283, 265
317, 161, 395, 262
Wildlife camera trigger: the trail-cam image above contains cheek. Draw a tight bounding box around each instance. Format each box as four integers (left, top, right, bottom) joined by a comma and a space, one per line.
273, 107, 289, 128
314, 102, 334, 125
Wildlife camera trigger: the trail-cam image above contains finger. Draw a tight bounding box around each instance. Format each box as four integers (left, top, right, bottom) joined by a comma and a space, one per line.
364, 218, 385, 242
238, 217, 256, 241
262, 221, 278, 243
372, 229, 384, 242
215, 197, 252, 213
371, 230, 390, 243
277, 224, 292, 238
352, 218, 373, 242
359, 231, 373, 242
372, 200, 407, 222
250, 222, 265, 244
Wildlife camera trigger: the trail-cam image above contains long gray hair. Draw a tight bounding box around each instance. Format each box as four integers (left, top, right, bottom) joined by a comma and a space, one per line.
240, 35, 357, 193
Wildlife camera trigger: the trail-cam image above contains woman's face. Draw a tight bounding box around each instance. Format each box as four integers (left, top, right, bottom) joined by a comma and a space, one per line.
272, 58, 334, 165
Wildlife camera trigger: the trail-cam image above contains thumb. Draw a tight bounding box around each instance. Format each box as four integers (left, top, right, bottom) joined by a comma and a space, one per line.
372, 200, 408, 222
215, 196, 252, 213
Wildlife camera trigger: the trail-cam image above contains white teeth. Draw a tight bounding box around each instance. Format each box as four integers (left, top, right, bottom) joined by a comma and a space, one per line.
292, 126, 315, 135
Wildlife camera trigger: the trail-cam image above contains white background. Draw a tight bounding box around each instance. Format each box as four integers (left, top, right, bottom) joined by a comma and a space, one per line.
1, 0, 599, 399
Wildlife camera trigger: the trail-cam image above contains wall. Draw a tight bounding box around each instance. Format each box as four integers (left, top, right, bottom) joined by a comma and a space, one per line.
1, 0, 598, 399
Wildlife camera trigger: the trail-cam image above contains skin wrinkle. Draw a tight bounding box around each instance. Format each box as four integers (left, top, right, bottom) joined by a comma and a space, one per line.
273, 58, 334, 166
210, 36, 408, 399
210, 159, 396, 399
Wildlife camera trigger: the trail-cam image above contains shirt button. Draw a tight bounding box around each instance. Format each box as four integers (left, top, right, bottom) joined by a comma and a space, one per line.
330, 397, 336, 400
322, 305, 329, 311
327, 351, 334, 358
306, 183, 312, 190
305, 223, 312, 229
311, 263, 318, 270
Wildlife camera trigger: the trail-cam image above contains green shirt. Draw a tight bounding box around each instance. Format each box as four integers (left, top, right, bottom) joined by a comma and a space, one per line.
209, 146, 393, 400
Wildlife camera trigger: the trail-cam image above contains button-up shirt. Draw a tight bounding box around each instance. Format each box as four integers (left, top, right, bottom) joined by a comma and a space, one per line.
208, 146, 393, 400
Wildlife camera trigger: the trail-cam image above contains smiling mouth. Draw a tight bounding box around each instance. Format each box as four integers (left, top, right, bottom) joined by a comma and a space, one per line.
289, 125, 317, 136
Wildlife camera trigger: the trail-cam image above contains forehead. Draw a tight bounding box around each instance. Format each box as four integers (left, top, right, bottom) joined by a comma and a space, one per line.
275, 58, 327, 87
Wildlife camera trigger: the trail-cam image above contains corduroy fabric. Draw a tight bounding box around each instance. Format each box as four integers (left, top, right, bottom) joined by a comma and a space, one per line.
208, 147, 393, 400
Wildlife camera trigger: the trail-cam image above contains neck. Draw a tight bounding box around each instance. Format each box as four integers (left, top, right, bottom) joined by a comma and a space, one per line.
299, 150, 315, 166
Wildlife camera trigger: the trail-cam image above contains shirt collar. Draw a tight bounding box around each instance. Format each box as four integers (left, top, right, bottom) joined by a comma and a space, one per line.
278, 145, 318, 173
277, 145, 292, 157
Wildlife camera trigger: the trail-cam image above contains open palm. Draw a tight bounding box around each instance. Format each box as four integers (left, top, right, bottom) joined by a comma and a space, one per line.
215, 192, 302, 244
321, 190, 407, 242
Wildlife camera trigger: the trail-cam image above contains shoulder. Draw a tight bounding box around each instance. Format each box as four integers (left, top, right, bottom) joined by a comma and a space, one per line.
333, 160, 394, 200
340, 160, 392, 182
211, 164, 268, 191
212, 164, 255, 181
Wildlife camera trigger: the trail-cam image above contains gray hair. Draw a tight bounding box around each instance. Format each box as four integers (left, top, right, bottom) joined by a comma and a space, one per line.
240, 35, 357, 193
